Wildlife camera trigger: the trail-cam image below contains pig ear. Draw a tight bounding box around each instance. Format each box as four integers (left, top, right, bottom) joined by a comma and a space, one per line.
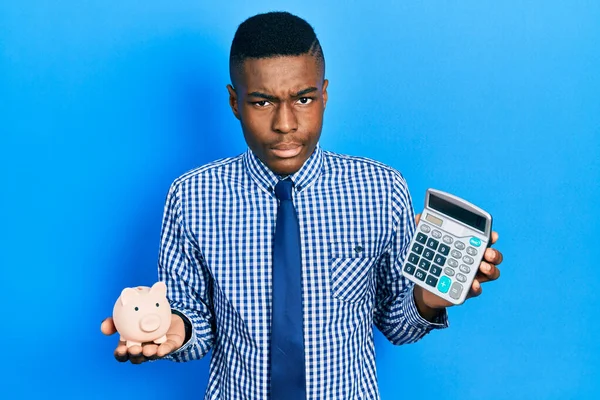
150, 281, 167, 297
120, 288, 139, 306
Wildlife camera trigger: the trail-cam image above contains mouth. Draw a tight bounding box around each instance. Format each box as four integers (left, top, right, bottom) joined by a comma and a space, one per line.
270, 143, 302, 159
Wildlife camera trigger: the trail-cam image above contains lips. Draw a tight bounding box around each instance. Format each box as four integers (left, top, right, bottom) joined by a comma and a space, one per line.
270, 143, 302, 158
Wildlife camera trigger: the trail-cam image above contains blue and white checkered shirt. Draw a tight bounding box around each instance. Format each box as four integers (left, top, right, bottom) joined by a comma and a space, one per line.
158, 146, 448, 399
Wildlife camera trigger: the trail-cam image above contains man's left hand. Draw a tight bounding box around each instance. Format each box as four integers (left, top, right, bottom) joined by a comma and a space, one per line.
412, 213, 503, 317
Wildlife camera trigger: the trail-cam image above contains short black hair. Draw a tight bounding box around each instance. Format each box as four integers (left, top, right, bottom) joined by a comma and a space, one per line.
229, 11, 325, 86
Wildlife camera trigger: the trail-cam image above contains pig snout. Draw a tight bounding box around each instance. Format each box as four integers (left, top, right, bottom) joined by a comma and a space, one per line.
139, 314, 162, 332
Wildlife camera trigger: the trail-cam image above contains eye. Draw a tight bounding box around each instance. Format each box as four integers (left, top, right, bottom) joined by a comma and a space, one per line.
134, 307, 139, 311
156, 303, 160, 307
297, 97, 313, 105
253, 100, 270, 107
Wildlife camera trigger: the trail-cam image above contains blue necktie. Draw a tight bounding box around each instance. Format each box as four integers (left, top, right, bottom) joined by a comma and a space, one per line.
270, 178, 306, 400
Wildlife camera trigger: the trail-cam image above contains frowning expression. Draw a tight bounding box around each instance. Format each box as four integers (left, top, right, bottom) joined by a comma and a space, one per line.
227, 54, 328, 176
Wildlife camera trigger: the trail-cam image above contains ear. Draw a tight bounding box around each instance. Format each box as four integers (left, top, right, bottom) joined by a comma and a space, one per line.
150, 281, 167, 297
322, 79, 329, 109
120, 288, 139, 306
226, 84, 241, 120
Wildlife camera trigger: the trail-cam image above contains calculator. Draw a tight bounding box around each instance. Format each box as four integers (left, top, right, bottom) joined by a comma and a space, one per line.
402, 189, 493, 305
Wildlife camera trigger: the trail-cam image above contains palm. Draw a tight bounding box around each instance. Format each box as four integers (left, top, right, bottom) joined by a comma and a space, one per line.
101, 313, 186, 364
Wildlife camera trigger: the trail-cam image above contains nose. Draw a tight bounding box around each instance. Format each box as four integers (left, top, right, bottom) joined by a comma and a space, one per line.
139, 314, 161, 332
272, 103, 298, 134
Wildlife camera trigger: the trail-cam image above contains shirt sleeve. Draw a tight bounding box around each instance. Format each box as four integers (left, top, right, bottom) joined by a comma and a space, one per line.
157, 180, 215, 362
373, 172, 448, 345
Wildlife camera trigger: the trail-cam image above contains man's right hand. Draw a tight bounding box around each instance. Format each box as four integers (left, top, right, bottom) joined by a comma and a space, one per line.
101, 313, 186, 364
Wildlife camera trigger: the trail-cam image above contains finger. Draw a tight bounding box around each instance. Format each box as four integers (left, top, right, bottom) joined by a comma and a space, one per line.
467, 279, 483, 299
484, 247, 503, 265
114, 341, 129, 362
477, 261, 501, 283
128, 344, 143, 356
491, 231, 499, 245
101, 318, 117, 336
127, 345, 147, 364
156, 337, 182, 358
142, 344, 159, 358
129, 353, 148, 364
415, 213, 421, 225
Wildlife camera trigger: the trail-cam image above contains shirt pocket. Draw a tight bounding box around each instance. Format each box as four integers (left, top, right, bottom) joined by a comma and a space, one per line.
329, 242, 378, 303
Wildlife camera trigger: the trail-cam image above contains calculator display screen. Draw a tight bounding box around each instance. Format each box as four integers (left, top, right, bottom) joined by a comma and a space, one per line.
429, 194, 486, 233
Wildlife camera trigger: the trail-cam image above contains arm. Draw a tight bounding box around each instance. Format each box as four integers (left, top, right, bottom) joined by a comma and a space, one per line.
373, 173, 448, 345
157, 180, 215, 362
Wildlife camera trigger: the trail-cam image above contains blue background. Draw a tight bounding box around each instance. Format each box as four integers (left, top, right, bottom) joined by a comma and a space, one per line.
1, 1, 598, 399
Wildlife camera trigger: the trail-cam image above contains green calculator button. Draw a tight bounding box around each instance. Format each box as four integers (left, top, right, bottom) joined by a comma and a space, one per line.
437, 276, 451, 293
470, 237, 481, 247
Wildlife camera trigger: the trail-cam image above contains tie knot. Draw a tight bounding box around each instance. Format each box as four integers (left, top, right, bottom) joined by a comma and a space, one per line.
274, 179, 293, 200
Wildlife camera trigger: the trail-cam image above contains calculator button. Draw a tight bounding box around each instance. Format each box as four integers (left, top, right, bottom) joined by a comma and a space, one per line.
420, 224, 431, 233
419, 259, 431, 271
416, 233, 427, 244
438, 244, 450, 256
437, 276, 451, 293
426, 275, 438, 287
444, 267, 455, 277
449, 282, 463, 300
426, 238, 439, 251
403, 263, 416, 275
451, 250, 462, 259
456, 273, 467, 283
415, 269, 427, 281
408, 253, 420, 264
447, 258, 458, 268
430, 265, 442, 277
442, 235, 453, 244
434, 254, 446, 266
463, 255, 474, 265
466, 247, 478, 256
469, 237, 482, 247
432, 230, 442, 239
412, 243, 424, 255
459, 264, 471, 274
423, 249, 435, 261
454, 241, 466, 250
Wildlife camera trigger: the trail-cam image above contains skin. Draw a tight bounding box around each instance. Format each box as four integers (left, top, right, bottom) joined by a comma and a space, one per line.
101, 313, 185, 364
227, 54, 328, 176
101, 53, 503, 362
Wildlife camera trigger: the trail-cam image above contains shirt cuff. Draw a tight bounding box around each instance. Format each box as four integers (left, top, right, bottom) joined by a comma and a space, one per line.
404, 285, 449, 330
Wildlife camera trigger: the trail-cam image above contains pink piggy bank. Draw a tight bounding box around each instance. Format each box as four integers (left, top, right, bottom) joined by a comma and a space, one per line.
112, 282, 172, 348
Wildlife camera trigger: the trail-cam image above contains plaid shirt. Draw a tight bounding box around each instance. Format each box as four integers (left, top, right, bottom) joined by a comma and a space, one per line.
158, 146, 448, 399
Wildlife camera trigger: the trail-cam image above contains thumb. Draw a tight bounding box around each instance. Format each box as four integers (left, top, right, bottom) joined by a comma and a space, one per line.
101, 317, 117, 336
415, 213, 421, 225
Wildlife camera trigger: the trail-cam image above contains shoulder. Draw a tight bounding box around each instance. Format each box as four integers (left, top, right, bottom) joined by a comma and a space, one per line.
167, 154, 244, 197
322, 150, 410, 191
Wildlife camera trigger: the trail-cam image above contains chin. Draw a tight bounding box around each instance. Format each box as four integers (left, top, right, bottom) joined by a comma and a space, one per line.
269, 159, 303, 176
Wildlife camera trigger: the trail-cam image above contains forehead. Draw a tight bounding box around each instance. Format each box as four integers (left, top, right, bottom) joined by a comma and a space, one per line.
237, 54, 322, 93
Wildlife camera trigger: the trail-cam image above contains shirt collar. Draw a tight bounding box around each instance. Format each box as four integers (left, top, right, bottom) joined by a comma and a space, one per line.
243, 145, 324, 194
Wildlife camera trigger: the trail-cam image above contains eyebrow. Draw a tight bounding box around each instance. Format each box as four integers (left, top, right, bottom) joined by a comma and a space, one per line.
247, 87, 318, 101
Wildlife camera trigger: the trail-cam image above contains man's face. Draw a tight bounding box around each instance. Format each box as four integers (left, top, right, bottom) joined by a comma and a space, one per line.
227, 54, 328, 176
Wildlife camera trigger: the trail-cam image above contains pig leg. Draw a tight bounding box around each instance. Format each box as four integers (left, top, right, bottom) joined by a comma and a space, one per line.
154, 335, 167, 344
126, 340, 142, 347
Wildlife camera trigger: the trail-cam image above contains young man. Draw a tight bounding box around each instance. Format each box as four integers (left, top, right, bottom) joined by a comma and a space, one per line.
101, 11, 503, 400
